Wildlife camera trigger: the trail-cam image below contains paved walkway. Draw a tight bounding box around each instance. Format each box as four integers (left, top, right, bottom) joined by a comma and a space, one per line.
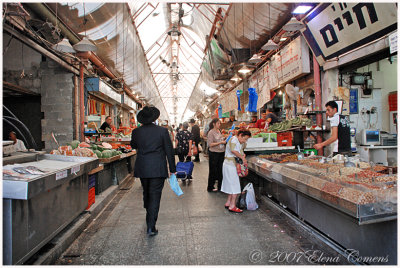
56, 155, 349, 265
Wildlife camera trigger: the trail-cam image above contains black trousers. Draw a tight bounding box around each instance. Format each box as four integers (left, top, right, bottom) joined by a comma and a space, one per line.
140, 177, 165, 230
193, 140, 200, 161
207, 151, 225, 191
178, 153, 191, 163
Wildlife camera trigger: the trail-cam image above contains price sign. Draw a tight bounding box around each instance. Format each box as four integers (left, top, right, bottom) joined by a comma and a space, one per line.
56, 170, 68, 180
71, 165, 80, 174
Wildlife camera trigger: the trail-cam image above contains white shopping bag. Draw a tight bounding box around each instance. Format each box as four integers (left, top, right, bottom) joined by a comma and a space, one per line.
243, 183, 258, 210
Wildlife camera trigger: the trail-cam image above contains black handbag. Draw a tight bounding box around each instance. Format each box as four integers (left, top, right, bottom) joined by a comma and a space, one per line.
174, 147, 183, 155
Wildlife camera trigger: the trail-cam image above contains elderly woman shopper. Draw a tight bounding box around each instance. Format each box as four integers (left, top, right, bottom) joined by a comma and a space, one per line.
221, 129, 251, 213
175, 122, 193, 163
131, 106, 176, 236
206, 118, 226, 192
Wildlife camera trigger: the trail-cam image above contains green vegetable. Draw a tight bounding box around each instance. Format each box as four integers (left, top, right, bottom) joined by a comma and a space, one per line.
91, 144, 98, 151
70, 140, 80, 150
94, 150, 102, 158
101, 150, 113, 158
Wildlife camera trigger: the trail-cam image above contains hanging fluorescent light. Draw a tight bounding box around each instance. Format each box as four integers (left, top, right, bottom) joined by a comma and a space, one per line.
52, 38, 75, 53
262, 39, 279, 51
238, 65, 252, 75
73, 36, 97, 52
230, 73, 242, 82
248, 53, 263, 64
292, 5, 313, 14
280, 37, 288, 42
282, 16, 305, 31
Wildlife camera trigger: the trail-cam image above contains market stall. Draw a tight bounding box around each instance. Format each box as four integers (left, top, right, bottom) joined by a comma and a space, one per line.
247, 154, 397, 264
3, 153, 99, 265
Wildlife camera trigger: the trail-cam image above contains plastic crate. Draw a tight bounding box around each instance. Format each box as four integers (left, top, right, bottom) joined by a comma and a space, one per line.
389, 92, 397, 112
87, 187, 95, 209
277, 132, 293, 147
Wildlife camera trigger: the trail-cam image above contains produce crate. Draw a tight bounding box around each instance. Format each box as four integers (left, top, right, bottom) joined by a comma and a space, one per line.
277, 132, 293, 147
87, 187, 95, 209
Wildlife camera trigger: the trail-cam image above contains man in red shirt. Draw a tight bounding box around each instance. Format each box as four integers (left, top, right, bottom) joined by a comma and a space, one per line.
255, 112, 267, 129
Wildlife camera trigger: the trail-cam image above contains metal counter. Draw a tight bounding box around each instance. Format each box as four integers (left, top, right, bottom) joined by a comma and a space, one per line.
247, 156, 397, 265
3, 154, 99, 265
95, 151, 136, 194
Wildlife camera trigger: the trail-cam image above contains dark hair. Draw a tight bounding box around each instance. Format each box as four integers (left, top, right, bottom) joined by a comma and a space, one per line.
237, 129, 251, 137
183, 122, 189, 130
266, 108, 274, 112
325, 101, 338, 111
208, 118, 220, 135
105, 116, 111, 120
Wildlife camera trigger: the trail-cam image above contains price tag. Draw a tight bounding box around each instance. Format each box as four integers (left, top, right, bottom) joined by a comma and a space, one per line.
71, 165, 80, 174
56, 170, 68, 180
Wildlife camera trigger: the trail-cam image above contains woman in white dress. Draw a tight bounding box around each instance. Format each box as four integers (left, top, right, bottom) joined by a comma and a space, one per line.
221, 129, 251, 213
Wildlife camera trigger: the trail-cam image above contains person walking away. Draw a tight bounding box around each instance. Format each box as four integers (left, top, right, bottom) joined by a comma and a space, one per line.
9, 131, 27, 152
162, 121, 174, 144
175, 122, 193, 163
221, 130, 252, 213
189, 119, 201, 162
130, 106, 176, 236
207, 118, 226, 192
313, 101, 351, 156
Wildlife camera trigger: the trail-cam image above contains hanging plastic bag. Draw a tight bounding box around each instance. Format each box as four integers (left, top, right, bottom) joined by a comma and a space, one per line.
243, 183, 258, 210
167, 174, 183, 196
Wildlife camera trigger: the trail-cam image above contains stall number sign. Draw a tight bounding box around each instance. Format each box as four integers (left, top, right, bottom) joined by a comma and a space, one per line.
301, 3, 397, 65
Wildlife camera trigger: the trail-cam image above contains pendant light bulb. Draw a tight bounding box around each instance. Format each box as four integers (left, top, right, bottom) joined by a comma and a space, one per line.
238, 65, 252, 75
248, 53, 263, 64
262, 39, 279, 51
282, 16, 305, 32
230, 73, 242, 82
52, 38, 76, 53
73, 36, 97, 52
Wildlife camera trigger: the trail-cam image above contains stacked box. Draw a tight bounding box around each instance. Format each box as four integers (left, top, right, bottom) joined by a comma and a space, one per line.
87, 174, 96, 209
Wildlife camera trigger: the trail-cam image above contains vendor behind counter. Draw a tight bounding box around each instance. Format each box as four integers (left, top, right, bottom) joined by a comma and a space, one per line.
100, 116, 113, 132
255, 109, 279, 129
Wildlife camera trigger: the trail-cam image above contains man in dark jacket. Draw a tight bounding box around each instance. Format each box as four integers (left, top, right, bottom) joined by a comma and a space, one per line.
189, 118, 201, 162
131, 106, 176, 236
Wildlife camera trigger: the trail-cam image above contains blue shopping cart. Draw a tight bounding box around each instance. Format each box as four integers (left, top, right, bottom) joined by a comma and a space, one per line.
176, 161, 194, 180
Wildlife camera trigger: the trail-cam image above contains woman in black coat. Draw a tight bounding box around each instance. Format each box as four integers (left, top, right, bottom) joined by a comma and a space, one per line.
131, 106, 176, 236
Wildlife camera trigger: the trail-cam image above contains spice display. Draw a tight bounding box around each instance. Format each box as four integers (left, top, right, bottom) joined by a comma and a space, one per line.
347, 170, 382, 179
280, 154, 300, 163
357, 162, 371, 169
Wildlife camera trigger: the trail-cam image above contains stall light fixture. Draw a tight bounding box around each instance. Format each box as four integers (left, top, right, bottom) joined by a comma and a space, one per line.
282, 16, 305, 31
262, 4, 279, 51
230, 73, 242, 82
248, 53, 263, 64
280, 37, 288, 42
52, 38, 76, 53
262, 39, 279, 51
279, 90, 283, 95
292, 5, 313, 14
73, 36, 97, 52
238, 65, 252, 75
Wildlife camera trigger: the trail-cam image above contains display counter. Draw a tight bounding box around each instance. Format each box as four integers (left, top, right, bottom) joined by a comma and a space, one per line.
3, 154, 99, 265
94, 151, 136, 194
358, 145, 397, 166
247, 155, 397, 264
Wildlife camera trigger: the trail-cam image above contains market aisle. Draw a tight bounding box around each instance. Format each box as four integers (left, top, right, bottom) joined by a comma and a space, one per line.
56, 155, 348, 265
